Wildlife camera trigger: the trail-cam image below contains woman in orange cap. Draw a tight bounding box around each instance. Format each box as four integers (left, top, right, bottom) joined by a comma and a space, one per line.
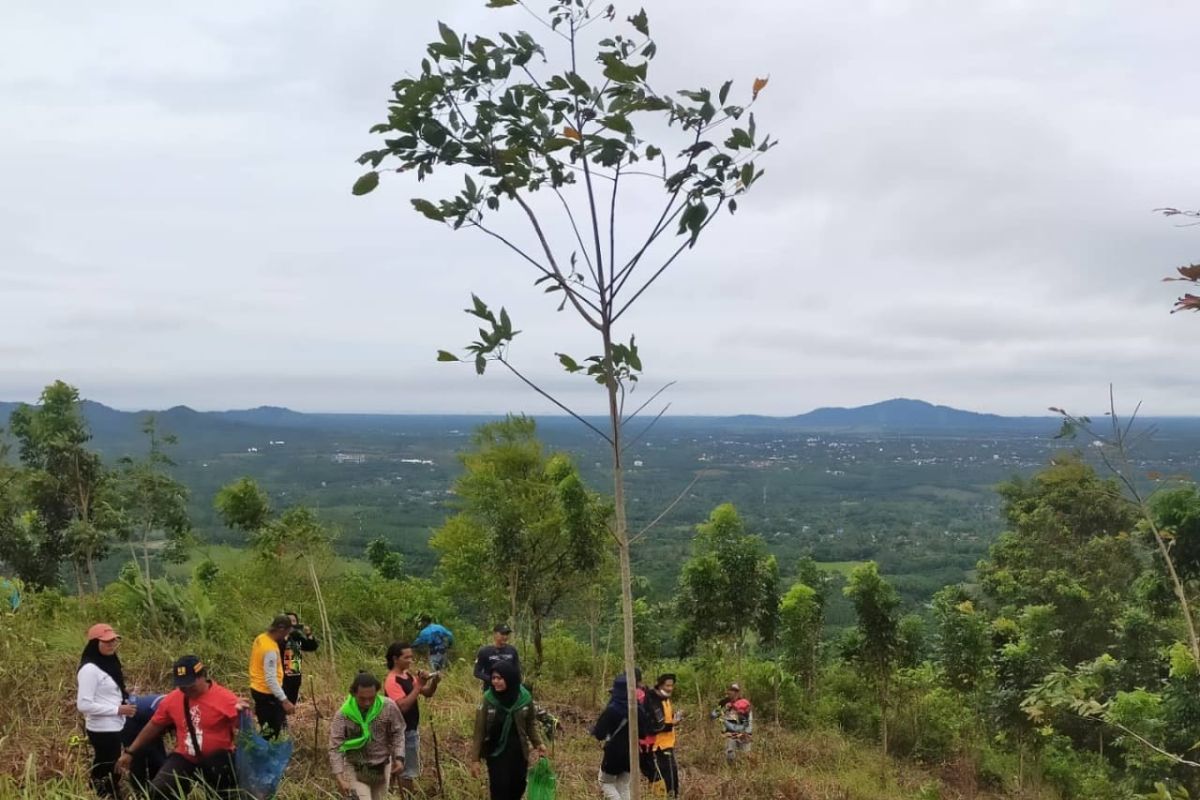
76, 623, 136, 797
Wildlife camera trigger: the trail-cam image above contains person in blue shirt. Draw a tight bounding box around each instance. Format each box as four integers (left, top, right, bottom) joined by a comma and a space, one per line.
413, 616, 454, 672
122, 693, 167, 794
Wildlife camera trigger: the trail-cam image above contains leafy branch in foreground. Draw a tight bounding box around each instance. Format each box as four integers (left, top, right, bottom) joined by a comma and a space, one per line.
1045, 390, 1200, 773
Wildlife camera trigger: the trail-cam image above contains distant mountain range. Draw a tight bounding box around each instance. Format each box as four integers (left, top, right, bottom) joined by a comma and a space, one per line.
779, 397, 1050, 432
1, 397, 1193, 448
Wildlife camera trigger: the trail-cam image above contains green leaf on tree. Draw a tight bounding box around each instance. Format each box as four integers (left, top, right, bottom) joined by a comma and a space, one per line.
352, 171, 380, 195
411, 198, 445, 221
436, 350, 460, 362
438, 22, 462, 59
628, 9, 649, 36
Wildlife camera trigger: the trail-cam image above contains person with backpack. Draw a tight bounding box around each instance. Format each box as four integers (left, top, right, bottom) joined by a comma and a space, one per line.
712, 683, 753, 763
249, 614, 296, 739
592, 672, 652, 800
642, 674, 682, 797
473, 623, 520, 691
384, 641, 442, 795
329, 672, 407, 800
469, 660, 545, 800
76, 623, 135, 798
116, 655, 246, 799
413, 616, 454, 672
280, 610, 319, 704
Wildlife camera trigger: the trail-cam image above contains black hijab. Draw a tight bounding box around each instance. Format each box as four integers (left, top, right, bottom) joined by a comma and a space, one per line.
79, 639, 128, 702
489, 659, 523, 707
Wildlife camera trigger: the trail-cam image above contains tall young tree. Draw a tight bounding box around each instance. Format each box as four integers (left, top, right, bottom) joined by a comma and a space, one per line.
676, 503, 780, 655
779, 580, 823, 693
844, 561, 900, 758
117, 416, 191, 617
214, 478, 338, 659
5, 381, 120, 592
977, 454, 1139, 667
430, 416, 609, 667
930, 585, 991, 693
353, 3, 773, 780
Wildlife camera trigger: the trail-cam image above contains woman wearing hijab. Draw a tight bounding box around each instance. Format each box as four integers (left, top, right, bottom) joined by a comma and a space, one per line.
470, 660, 545, 800
76, 623, 136, 797
592, 672, 652, 800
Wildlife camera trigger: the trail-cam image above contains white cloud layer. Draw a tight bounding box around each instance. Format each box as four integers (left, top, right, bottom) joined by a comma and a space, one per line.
2, 1, 1198, 416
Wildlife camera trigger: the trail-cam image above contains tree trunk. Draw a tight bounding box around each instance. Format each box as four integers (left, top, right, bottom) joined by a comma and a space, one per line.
86, 551, 99, 595
509, 569, 519, 632
141, 529, 157, 619
533, 613, 544, 671
606, 361, 640, 800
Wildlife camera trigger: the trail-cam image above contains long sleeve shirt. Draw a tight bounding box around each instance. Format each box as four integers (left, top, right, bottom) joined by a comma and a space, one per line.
262, 648, 287, 701
328, 699, 407, 775
77, 664, 125, 732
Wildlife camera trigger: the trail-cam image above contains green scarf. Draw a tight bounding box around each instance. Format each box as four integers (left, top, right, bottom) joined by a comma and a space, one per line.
338, 694, 384, 753
483, 685, 533, 758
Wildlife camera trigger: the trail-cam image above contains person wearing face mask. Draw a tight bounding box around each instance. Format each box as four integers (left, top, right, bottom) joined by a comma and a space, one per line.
643, 674, 681, 797
76, 623, 136, 797
116, 655, 247, 799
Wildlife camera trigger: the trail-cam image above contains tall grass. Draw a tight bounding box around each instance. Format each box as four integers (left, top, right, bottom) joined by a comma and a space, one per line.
0, 556, 1043, 799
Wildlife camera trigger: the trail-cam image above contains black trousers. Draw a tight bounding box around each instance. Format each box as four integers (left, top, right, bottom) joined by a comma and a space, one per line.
86, 730, 123, 798
486, 745, 528, 800
652, 749, 680, 797
251, 689, 286, 740
148, 751, 239, 799
282, 673, 302, 704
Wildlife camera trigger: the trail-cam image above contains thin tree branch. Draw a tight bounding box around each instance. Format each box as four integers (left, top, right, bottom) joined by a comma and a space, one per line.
630, 473, 701, 545
517, 0, 571, 41
610, 203, 687, 300
509, 193, 604, 329
496, 356, 612, 445
621, 381, 675, 429
471, 221, 604, 311
552, 186, 599, 286
614, 197, 727, 321
1074, 712, 1200, 768
568, 22, 608, 303
610, 127, 704, 292
622, 402, 671, 454
608, 164, 620, 305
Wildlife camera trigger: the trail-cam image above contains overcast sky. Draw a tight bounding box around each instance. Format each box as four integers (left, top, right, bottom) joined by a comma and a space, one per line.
2, 2, 1198, 417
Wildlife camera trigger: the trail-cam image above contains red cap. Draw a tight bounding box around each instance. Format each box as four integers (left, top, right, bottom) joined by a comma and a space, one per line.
87, 623, 119, 642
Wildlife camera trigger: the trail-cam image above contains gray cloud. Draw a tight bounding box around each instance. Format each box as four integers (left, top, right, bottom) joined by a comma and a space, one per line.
1, 1, 1198, 416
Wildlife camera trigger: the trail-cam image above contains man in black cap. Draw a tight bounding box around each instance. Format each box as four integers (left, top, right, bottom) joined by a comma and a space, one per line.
116, 655, 247, 798
472, 623, 521, 690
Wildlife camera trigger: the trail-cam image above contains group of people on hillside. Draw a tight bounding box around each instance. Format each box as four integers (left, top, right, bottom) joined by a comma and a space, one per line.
76, 616, 753, 800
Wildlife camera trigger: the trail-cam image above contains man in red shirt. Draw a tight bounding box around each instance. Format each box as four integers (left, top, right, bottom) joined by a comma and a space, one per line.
117, 655, 246, 799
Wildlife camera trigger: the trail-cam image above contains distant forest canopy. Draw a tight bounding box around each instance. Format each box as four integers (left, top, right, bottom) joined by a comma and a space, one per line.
2, 385, 1199, 621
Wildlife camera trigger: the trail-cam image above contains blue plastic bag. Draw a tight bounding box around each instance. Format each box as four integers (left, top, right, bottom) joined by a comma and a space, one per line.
235, 710, 294, 799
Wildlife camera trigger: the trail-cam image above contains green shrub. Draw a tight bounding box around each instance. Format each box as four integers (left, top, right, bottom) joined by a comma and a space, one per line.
1040, 736, 1121, 800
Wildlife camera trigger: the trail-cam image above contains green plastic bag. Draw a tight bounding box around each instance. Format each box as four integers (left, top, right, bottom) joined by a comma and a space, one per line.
528, 756, 557, 800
